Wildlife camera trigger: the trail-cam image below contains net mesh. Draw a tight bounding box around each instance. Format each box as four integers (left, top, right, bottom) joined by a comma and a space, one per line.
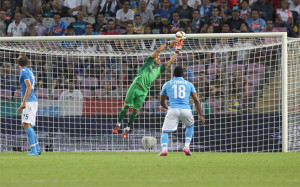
0, 34, 298, 152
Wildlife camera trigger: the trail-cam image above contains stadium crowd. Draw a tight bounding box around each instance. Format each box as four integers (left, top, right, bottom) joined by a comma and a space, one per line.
0, 0, 290, 114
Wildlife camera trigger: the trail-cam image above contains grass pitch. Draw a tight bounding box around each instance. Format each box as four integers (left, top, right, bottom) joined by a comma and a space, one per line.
0, 152, 300, 187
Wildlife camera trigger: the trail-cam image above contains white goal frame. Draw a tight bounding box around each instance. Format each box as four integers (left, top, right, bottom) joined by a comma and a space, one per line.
0, 32, 289, 152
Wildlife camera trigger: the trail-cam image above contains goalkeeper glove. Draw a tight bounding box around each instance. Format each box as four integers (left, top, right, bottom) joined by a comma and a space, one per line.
166, 40, 176, 46
175, 40, 183, 54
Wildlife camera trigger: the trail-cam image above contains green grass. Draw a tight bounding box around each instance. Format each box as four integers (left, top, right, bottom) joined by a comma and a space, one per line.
0, 152, 300, 187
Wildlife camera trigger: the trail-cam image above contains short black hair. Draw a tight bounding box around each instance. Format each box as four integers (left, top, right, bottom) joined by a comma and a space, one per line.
173, 66, 184, 77
17, 55, 29, 67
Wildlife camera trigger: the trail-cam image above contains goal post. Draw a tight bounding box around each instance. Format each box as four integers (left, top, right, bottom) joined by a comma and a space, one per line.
0, 32, 297, 153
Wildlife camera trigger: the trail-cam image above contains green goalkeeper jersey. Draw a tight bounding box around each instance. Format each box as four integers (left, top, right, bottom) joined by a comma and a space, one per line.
132, 56, 166, 91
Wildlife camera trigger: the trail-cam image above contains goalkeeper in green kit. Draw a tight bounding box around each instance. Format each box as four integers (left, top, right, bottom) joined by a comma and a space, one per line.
113, 40, 184, 139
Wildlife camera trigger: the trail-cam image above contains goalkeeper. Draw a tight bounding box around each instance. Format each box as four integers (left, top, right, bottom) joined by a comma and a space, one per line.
113, 40, 183, 139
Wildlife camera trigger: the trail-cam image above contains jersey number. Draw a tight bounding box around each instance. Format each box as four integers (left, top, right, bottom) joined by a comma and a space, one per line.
172, 85, 186, 99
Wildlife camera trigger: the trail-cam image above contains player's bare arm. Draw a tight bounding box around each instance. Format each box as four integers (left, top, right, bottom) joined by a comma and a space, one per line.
160, 95, 169, 110
165, 43, 182, 69
191, 92, 205, 125
150, 41, 177, 58
17, 80, 32, 113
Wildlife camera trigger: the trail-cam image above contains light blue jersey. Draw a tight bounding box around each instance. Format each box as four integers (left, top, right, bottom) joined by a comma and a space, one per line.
19, 67, 38, 102
161, 77, 196, 109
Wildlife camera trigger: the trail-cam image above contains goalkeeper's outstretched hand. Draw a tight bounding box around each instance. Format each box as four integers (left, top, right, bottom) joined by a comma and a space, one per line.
166, 40, 177, 46
175, 40, 183, 53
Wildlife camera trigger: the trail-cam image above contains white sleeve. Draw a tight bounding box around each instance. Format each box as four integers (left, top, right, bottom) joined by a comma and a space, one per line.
116, 10, 121, 20
7, 23, 12, 33
129, 10, 134, 21
82, 0, 87, 6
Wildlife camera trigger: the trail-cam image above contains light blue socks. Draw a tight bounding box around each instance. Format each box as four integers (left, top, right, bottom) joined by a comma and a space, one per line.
185, 125, 194, 148
25, 127, 37, 153
161, 132, 169, 151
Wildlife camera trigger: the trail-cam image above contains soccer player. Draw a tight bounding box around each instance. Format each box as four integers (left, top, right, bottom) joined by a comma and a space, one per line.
158, 66, 205, 156
16, 55, 41, 156
113, 41, 183, 139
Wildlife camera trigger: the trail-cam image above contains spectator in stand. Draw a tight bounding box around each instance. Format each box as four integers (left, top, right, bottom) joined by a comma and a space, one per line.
227, 88, 240, 113
77, 23, 98, 52
155, 0, 173, 25
150, 14, 164, 34
169, 0, 176, 13
275, 0, 297, 37
82, 0, 99, 17
93, 13, 106, 34
59, 80, 83, 100
289, 0, 300, 16
202, 6, 224, 33
103, 19, 119, 51
240, 0, 251, 20
240, 21, 251, 32
178, 0, 201, 9
198, 71, 210, 99
148, 0, 159, 13
135, 0, 154, 25
34, 61, 48, 89
217, 0, 237, 9
61, 25, 77, 50
230, 70, 248, 103
103, 19, 119, 35
120, 23, 139, 51
175, 0, 193, 24
227, 6, 247, 33
70, 11, 88, 35
213, 38, 232, 64
233, 37, 253, 64
198, 0, 213, 22
251, 0, 273, 19
62, 0, 82, 16
246, 9, 266, 32
220, 0, 232, 20
98, 0, 118, 17
190, 9, 204, 33
0, 10, 7, 36
141, 25, 156, 50
84, 23, 98, 35
116, 0, 134, 29
22, 0, 42, 18
48, 13, 67, 36
99, 81, 121, 98
133, 14, 145, 34
0, 63, 15, 91
7, 12, 27, 37
262, 19, 281, 44
221, 22, 231, 33
2, 0, 14, 25
30, 13, 48, 36
170, 11, 185, 33
51, 0, 64, 14
28, 24, 37, 36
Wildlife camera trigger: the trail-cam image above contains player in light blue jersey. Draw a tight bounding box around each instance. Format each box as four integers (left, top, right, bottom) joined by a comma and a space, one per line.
159, 66, 205, 156
16, 55, 41, 156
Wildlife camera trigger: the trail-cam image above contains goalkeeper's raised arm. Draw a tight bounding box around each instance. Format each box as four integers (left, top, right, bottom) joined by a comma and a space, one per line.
150, 41, 175, 58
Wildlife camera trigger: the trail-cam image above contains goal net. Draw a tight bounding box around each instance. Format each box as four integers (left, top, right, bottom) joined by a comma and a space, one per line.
0, 33, 298, 152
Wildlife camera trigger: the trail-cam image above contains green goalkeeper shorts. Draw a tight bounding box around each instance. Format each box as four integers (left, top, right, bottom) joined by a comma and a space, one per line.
124, 83, 148, 110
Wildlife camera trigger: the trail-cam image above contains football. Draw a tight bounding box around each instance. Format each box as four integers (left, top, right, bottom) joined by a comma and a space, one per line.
175, 31, 186, 41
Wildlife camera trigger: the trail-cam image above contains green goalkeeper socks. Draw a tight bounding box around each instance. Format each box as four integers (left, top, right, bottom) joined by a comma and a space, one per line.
127, 112, 138, 127
118, 107, 128, 124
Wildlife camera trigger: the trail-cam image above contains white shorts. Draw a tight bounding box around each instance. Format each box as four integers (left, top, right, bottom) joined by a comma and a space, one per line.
22, 102, 38, 127
162, 108, 194, 132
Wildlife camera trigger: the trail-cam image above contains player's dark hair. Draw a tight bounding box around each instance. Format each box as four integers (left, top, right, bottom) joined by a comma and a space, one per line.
173, 66, 184, 77
17, 55, 29, 67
